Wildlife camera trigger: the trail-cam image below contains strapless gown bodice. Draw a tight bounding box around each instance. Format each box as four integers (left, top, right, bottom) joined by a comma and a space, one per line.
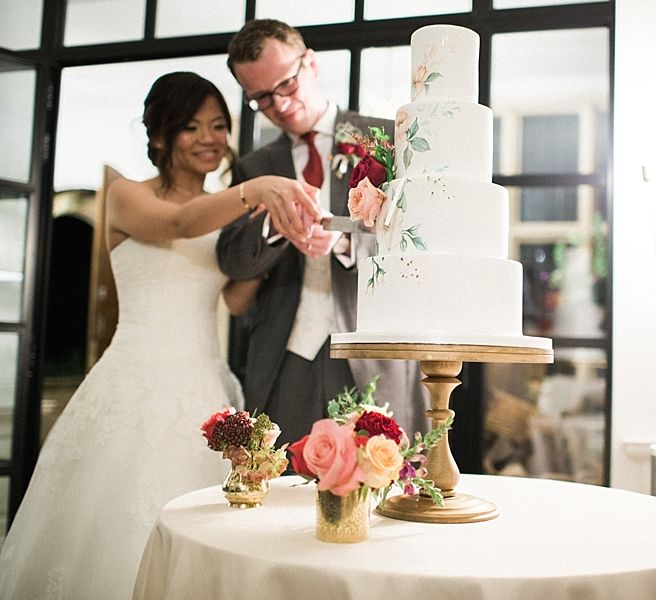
110, 234, 226, 350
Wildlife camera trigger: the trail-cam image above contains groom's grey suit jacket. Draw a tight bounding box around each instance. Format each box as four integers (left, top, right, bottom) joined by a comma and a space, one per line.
216, 109, 429, 435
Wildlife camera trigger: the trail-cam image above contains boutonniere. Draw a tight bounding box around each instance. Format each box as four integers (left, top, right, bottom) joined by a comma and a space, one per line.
331, 121, 365, 180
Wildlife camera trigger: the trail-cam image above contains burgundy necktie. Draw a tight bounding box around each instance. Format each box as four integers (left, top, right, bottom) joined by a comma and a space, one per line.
301, 131, 324, 188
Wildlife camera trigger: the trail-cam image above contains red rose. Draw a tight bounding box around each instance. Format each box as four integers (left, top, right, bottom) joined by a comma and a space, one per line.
288, 435, 315, 478
201, 408, 234, 450
349, 155, 387, 189
354, 411, 403, 444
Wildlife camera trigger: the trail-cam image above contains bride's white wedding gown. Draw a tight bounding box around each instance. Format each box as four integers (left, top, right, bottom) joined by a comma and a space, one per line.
0, 233, 243, 599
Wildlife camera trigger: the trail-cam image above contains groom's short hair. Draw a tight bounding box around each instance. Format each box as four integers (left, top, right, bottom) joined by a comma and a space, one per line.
227, 19, 307, 77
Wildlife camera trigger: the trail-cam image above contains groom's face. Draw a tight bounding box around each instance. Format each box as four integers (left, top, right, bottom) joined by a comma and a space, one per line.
234, 39, 326, 135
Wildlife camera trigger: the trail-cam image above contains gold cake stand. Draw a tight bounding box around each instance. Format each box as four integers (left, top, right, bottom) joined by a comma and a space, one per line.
330, 342, 553, 523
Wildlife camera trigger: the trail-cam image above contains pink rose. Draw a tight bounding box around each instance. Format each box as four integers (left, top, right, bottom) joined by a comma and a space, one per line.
303, 419, 364, 496
348, 178, 385, 227
349, 154, 387, 188
360, 435, 404, 489
288, 435, 315, 478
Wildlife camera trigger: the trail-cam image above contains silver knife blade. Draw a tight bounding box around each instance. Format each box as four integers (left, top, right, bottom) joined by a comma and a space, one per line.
320, 215, 373, 233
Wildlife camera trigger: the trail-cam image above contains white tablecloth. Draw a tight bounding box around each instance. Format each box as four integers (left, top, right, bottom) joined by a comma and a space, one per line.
133, 474, 656, 600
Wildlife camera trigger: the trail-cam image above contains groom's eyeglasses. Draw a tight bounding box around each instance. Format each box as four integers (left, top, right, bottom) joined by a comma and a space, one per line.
245, 53, 307, 112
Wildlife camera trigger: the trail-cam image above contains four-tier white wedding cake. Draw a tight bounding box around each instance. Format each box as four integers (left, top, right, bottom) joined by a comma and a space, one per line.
332, 24, 551, 350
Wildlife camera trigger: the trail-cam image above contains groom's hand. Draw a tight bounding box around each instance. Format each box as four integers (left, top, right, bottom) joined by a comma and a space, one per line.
292, 222, 342, 258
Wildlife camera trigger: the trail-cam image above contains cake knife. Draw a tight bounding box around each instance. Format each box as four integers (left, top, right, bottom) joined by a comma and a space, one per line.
320, 215, 373, 233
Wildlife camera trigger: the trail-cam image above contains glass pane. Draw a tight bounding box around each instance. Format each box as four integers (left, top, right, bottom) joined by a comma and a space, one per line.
491, 28, 609, 177
255, 0, 354, 25
360, 46, 410, 121
521, 187, 578, 222
484, 347, 607, 485
0, 64, 36, 183
519, 237, 607, 338
254, 50, 350, 149
523, 114, 579, 174
64, 0, 146, 46
0, 0, 43, 50
495, 0, 607, 8
55, 55, 242, 192
364, 0, 471, 19
0, 333, 19, 461
0, 195, 28, 323
156, 0, 245, 38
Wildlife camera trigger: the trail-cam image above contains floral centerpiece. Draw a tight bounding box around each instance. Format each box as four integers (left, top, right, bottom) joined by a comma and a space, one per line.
201, 408, 288, 508
288, 379, 451, 541
333, 125, 395, 228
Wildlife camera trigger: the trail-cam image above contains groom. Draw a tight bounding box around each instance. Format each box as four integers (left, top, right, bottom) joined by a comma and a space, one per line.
217, 19, 428, 445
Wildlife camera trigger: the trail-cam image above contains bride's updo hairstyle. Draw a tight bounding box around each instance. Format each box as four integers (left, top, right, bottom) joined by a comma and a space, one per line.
142, 71, 234, 189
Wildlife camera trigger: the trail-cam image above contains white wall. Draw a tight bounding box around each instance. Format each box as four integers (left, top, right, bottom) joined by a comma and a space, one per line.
612, 0, 656, 493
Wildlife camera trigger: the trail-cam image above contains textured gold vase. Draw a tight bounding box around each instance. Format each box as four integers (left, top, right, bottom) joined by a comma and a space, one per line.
222, 467, 269, 508
316, 487, 371, 543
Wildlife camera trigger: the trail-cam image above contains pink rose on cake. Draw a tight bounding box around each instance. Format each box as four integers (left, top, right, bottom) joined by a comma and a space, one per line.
289, 378, 452, 508
347, 177, 385, 228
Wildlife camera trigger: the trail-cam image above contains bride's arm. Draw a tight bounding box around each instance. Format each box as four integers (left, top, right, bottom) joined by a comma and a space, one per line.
106, 176, 320, 244
222, 278, 261, 316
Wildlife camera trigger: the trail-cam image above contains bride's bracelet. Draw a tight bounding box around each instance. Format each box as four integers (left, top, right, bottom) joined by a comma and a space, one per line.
239, 182, 255, 213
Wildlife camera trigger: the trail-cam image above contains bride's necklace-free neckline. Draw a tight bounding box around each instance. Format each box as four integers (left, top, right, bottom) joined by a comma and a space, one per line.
169, 183, 206, 198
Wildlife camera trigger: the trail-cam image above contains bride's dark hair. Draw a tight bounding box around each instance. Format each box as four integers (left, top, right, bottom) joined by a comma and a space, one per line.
142, 71, 235, 189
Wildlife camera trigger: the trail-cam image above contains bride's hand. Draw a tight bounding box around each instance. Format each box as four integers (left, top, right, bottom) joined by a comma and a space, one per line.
249, 176, 322, 243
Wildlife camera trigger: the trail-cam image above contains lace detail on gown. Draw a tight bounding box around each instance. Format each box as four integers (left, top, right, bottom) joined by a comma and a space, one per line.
0, 233, 243, 600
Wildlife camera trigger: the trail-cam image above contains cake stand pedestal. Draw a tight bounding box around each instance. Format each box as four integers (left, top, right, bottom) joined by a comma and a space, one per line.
330, 342, 553, 524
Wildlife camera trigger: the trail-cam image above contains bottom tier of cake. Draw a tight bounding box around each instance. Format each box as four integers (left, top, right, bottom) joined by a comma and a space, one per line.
337, 253, 551, 350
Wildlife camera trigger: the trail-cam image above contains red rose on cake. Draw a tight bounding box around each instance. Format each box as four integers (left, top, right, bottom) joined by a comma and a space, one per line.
348, 154, 388, 188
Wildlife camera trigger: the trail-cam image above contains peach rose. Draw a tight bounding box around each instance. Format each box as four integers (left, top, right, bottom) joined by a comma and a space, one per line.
360, 435, 404, 489
347, 178, 385, 228
303, 419, 364, 496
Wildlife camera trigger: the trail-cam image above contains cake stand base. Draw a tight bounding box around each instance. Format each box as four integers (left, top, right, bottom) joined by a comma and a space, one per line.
331, 342, 553, 524
376, 491, 498, 524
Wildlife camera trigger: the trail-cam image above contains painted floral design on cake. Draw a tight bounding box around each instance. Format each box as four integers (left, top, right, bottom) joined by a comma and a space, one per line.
400, 225, 427, 252
366, 257, 386, 294
396, 110, 430, 171
411, 35, 458, 100
412, 45, 441, 100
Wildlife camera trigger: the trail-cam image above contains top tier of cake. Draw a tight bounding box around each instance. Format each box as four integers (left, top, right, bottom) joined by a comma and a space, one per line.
395, 25, 491, 182
410, 24, 479, 103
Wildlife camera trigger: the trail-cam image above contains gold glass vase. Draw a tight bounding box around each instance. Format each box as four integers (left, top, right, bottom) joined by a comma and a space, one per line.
222, 466, 269, 508
316, 487, 371, 543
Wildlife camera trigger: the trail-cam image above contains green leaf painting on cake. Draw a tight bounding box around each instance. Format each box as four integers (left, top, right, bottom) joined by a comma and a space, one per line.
400, 225, 427, 252
366, 257, 386, 294
396, 112, 431, 170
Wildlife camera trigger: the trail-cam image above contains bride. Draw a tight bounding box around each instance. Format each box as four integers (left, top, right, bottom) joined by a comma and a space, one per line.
0, 71, 320, 599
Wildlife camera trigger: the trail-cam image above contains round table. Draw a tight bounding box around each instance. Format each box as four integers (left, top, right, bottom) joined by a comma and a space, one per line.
133, 474, 656, 600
